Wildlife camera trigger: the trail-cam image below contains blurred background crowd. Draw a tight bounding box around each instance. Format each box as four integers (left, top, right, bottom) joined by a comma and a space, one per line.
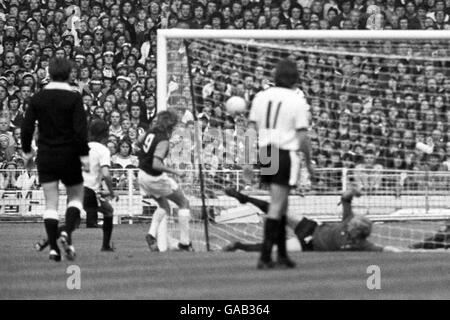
1, 0, 450, 192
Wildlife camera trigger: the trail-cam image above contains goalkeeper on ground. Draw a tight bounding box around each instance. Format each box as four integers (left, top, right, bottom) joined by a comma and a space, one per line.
223, 187, 402, 252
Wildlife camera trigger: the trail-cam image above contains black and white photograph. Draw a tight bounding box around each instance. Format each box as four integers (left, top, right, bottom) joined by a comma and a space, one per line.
1, 0, 450, 306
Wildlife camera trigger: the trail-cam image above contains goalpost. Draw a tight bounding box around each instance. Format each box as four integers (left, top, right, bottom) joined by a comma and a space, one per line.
155, 29, 450, 252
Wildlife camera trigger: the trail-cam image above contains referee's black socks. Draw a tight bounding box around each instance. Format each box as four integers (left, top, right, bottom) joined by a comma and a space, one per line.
102, 216, 113, 248
65, 206, 81, 245
44, 219, 59, 252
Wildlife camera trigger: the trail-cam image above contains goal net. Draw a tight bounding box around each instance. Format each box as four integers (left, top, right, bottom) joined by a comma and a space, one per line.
3, 31, 449, 253
156, 30, 450, 252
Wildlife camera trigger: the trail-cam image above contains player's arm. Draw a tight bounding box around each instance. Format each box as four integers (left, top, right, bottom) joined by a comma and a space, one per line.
295, 98, 314, 178
242, 95, 260, 177
133, 131, 146, 153
248, 93, 260, 130
100, 166, 116, 200
98, 147, 116, 199
242, 119, 257, 181
297, 130, 312, 167
152, 140, 183, 177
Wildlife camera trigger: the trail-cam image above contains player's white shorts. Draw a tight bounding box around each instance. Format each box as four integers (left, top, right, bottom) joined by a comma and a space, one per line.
138, 170, 178, 198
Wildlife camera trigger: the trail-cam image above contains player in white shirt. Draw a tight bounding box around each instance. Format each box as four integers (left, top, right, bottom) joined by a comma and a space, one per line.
35, 119, 117, 253
82, 119, 117, 251
249, 59, 314, 269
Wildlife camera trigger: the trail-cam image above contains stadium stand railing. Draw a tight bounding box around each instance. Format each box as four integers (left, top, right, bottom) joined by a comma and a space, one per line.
0, 168, 449, 219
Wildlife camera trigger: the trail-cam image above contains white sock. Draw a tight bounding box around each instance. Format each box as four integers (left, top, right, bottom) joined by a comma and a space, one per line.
148, 208, 166, 238
178, 209, 191, 245
167, 235, 180, 251
157, 214, 168, 252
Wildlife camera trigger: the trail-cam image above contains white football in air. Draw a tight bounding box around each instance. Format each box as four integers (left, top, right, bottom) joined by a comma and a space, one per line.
225, 96, 247, 114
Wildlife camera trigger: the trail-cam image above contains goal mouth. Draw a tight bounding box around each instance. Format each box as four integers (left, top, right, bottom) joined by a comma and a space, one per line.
155, 29, 450, 252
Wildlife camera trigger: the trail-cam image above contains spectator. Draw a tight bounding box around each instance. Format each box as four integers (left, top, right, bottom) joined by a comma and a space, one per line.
107, 139, 118, 159
0, 133, 14, 163
111, 138, 138, 169
354, 149, 384, 192
0, 161, 20, 189
109, 110, 123, 139
1, 0, 450, 179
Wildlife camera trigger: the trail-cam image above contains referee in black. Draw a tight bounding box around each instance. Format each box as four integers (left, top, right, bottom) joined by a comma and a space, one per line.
21, 58, 89, 262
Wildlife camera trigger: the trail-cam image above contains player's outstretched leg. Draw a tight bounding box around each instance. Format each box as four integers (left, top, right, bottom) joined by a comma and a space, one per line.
35, 238, 49, 252
225, 188, 269, 213
223, 241, 262, 252
224, 188, 250, 204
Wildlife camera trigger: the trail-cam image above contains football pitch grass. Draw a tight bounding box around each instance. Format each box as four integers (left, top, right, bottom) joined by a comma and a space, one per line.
1, 223, 450, 300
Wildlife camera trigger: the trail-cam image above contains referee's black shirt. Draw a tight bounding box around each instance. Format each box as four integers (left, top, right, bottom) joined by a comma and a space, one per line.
21, 82, 89, 156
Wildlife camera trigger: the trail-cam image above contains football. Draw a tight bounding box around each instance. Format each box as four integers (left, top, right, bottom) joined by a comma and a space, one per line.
225, 96, 247, 114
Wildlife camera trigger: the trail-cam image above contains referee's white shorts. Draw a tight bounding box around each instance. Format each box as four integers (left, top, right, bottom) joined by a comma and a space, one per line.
138, 170, 179, 199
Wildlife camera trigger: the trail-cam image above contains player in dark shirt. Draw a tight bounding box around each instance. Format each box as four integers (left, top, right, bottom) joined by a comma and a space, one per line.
223, 188, 401, 253
21, 58, 89, 262
135, 110, 193, 252
410, 225, 450, 250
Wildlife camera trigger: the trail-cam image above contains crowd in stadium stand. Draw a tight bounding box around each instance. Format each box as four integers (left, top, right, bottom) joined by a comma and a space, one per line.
1, 0, 450, 192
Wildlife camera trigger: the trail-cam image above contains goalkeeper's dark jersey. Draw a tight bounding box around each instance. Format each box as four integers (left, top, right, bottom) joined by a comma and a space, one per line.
312, 223, 383, 251
311, 204, 383, 252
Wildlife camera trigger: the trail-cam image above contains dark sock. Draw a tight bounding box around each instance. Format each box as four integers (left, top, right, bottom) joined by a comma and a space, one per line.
277, 215, 288, 259
102, 216, 113, 248
65, 207, 81, 245
246, 197, 269, 213
44, 219, 59, 251
260, 218, 280, 262
237, 242, 262, 252
86, 208, 98, 227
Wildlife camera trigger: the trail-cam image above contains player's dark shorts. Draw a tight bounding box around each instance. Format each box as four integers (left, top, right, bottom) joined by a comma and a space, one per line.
83, 187, 114, 217
294, 218, 318, 251
37, 148, 83, 186
259, 145, 292, 187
